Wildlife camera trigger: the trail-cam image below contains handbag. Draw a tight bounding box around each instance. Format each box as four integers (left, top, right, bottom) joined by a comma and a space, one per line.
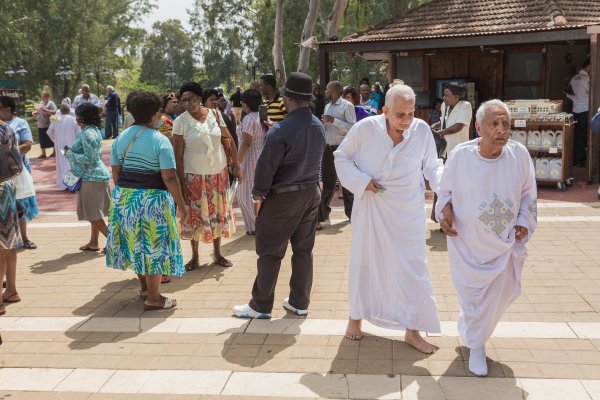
211, 109, 235, 165
433, 131, 447, 158
0, 122, 23, 183
14, 166, 35, 199
63, 170, 82, 192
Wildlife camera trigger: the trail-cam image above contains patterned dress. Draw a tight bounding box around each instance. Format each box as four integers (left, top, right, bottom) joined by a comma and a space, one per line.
236, 112, 266, 232
0, 122, 23, 249
106, 126, 184, 277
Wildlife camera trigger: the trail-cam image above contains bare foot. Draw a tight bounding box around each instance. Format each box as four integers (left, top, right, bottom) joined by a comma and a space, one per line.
405, 329, 438, 354
345, 318, 363, 340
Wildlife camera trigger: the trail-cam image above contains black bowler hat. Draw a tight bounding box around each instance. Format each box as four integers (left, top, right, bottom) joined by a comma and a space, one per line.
281, 72, 315, 101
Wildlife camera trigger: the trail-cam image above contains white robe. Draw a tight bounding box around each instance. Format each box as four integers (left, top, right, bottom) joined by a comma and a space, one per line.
335, 115, 444, 332
47, 115, 80, 188
435, 139, 537, 348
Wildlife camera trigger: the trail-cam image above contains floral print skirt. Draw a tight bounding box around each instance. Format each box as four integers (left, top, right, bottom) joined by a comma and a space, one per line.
181, 167, 235, 243
106, 186, 184, 277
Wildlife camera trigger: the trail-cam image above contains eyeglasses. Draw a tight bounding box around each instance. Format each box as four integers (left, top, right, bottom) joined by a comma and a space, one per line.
180, 95, 199, 105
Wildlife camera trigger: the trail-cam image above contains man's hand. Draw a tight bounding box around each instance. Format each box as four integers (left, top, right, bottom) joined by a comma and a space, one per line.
321, 115, 334, 124
254, 199, 263, 216
440, 202, 458, 236
514, 225, 528, 240
365, 179, 382, 193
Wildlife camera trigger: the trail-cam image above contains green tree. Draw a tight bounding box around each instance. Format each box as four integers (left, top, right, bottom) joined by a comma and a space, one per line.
140, 20, 196, 91
0, 0, 154, 100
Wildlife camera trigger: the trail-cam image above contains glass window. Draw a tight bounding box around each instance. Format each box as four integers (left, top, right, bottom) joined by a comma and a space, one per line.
506, 53, 543, 83
395, 57, 423, 85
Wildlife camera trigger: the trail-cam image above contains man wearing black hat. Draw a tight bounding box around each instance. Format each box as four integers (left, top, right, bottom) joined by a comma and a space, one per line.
233, 72, 326, 319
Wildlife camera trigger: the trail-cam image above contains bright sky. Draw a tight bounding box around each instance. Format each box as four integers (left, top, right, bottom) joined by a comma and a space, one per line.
136, 0, 195, 33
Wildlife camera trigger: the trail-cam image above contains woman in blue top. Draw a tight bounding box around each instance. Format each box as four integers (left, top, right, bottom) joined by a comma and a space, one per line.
107, 91, 188, 311
66, 103, 111, 252
0, 96, 39, 250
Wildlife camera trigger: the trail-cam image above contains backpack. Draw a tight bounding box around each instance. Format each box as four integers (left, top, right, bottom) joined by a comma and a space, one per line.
0, 121, 23, 183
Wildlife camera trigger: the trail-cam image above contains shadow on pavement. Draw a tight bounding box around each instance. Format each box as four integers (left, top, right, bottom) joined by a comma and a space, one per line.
220, 313, 306, 368
29, 251, 103, 274
426, 228, 448, 252
300, 341, 527, 399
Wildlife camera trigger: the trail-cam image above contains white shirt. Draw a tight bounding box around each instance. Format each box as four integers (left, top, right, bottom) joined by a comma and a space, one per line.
323, 97, 356, 145
72, 93, 100, 109
172, 110, 227, 175
567, 69, 590, 113
440, 100, 472, 156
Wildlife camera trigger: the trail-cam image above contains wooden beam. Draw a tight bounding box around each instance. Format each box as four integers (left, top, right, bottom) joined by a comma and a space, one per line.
319, 29, 589, 54
588, 33, 600, 184
318, 49, 330, 87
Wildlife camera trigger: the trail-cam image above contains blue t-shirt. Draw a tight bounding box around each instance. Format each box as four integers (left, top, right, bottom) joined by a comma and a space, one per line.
111, 125, 176, 173
7, 117, 33, 171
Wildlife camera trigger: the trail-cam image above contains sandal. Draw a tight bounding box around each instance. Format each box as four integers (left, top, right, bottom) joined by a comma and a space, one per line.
23, 240, 37, 250
100, 247, 106, 255
246, 231, 255, 236
2, 293, 21, 303
160, 275, 171, 284
144, 296, 176, 311
184, 259, 199, 271
79, 244, 100, 251
214, 256, 233, 268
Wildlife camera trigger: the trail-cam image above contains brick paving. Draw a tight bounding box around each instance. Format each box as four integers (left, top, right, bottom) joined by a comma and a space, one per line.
1, 143, 600, 398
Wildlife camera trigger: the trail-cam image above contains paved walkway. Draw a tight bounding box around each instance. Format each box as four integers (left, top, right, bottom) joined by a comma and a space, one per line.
1, 143, 600, 399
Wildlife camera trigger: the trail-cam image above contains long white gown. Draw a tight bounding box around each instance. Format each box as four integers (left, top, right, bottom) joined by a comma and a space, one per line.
47, 114, 80, 188
334, 115, 444, 333
435, 139, 537, 348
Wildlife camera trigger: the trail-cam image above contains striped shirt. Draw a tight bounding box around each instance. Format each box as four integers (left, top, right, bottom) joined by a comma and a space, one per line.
263, 93, 287, 122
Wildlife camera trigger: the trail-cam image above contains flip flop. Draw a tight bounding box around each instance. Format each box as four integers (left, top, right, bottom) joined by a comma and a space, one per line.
144, 297, 176, 311
160, 275, 171, 284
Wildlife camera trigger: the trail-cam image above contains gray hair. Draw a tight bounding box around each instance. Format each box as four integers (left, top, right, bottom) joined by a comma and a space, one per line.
81, 84, 90, 90
385, 84, 416, 106
476, 99, 511, 124
106, 85, 114, 91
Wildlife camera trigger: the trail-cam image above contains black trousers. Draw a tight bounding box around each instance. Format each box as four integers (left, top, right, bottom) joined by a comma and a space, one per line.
318, 144, 353, 221
249, 186, 320, 313
573, 111, 589, 166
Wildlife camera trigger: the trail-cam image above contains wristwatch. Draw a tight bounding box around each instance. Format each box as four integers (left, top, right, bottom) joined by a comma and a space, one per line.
251, 195, 264, 204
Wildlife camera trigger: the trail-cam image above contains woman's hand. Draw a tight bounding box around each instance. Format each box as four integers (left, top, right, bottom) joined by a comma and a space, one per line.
232, 164, 243, 182
181, 185, 190, 205
178, 205, 190, 224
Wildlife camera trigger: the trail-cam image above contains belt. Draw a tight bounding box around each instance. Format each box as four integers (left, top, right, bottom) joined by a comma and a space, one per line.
270, 182, 318, 194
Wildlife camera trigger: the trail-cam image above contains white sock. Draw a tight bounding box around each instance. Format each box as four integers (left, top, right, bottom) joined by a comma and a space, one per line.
468, 346, 488, 376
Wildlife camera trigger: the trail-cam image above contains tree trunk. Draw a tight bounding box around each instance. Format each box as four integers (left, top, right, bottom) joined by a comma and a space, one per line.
272, 0, 286, 85
325, 0, 348, 41
297, 0, 320, 73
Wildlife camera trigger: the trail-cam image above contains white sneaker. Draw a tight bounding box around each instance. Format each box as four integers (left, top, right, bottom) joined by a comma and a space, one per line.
282, 298, 308, 316
468, 346, 488, 377
232, 304, 271, 319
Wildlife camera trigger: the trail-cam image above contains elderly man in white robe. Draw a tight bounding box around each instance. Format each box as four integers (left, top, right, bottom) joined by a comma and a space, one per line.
334, 84, 444, 354
435, 99, 537, 376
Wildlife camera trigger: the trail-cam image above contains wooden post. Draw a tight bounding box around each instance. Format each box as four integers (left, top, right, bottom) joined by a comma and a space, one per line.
319, 49, 330, 87
587, 26, 600, 184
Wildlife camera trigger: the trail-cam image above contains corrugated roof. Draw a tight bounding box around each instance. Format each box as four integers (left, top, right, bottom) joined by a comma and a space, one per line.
323, 0, 600, 44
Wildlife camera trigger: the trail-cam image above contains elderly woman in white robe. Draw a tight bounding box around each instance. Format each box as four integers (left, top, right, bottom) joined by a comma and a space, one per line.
47, 103, 80, 188
436, 99, 537, 377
